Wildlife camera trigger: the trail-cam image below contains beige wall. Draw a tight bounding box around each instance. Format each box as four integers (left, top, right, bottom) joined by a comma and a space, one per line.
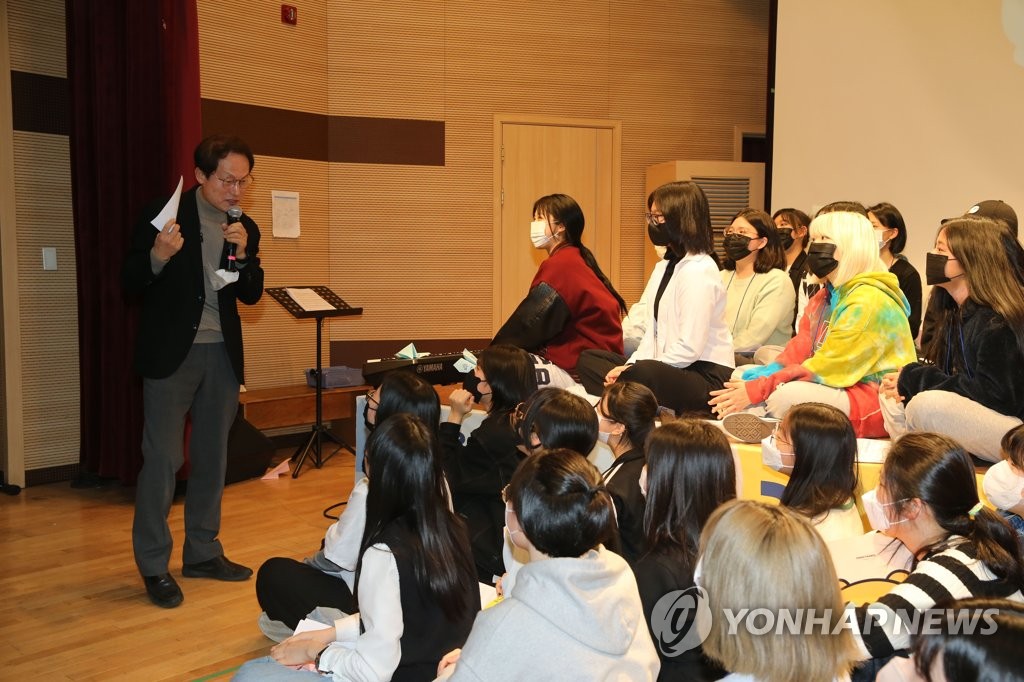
198, 0, 770, 390
3, 0, 79, 481
774, 0, 1024, 280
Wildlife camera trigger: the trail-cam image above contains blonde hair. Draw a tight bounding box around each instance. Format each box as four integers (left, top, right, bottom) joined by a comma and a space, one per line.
698, 500, 858, 682
809, 211, 886, 287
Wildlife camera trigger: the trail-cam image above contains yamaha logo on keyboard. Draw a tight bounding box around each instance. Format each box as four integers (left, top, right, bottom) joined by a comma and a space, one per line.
416, 363, 444, 374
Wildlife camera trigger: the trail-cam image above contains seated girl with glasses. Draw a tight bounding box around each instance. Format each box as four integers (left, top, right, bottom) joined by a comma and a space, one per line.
849, 432, 1023, 673
435, 449, 660, 681
442, 345, 538, 583
254, 371, 440, 640
761, 402, 864, 542
720, 208, 795, 364
236, 414, 479, 682
513, 387, 599, 458
596, 381, 659, 563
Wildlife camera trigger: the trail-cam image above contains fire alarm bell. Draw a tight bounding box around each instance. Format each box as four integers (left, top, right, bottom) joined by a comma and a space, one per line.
281, 5, 297, 25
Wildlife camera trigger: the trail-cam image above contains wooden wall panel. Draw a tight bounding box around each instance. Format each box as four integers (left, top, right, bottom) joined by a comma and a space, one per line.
11, 132, 79, 470
197, 0, 328, 114
6, 0, 64, 77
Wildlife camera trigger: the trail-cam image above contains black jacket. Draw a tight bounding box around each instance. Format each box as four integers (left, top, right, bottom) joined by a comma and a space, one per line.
439, 413, 522, 582
899, 300, 1024, 419
122, 186, 263, 382
603, 447, 647, 564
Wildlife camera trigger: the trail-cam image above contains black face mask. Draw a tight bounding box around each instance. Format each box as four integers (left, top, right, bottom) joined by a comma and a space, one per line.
363, 398, 376, 433
723, 233, 754, 262
777, 228, 795, 251
462, 373, 484, 403
647, 220, 671, 247
925, 252, 955, 285
805, 242, 839, 278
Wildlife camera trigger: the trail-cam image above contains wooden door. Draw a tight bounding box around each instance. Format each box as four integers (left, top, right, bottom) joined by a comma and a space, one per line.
493, 116, 621, 331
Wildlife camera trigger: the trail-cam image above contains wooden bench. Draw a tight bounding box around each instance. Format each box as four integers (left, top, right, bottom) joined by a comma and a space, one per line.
238, 384, 369, 443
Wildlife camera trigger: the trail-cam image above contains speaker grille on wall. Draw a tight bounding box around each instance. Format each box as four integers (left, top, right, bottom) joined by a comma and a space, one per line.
692, 175, 752, 255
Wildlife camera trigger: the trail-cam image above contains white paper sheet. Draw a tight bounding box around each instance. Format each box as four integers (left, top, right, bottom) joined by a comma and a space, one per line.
285, 287, 335, 312
272, 190, 301, 238
150, 176, 183, 231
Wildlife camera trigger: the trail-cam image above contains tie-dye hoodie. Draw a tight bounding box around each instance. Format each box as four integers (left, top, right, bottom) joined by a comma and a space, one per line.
741, 271, 917, 436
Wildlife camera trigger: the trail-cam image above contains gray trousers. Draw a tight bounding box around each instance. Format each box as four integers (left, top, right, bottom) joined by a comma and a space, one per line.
132, 342, 239, 576
880, 390, 1021, 463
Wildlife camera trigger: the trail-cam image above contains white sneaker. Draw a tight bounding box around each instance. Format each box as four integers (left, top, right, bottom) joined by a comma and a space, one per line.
257, 611, 294, 643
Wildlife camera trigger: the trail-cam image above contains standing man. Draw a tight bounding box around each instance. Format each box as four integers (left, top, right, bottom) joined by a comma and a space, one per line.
123, 134, 264, 608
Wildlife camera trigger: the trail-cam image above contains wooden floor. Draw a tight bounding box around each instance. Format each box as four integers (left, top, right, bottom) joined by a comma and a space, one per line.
0, 447, 357, 681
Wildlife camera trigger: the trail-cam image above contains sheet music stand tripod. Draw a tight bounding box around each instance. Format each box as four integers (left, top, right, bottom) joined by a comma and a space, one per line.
267, 286, 363, 478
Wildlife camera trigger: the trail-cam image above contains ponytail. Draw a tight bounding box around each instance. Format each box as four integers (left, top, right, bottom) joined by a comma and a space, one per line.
576, 243, 627, 313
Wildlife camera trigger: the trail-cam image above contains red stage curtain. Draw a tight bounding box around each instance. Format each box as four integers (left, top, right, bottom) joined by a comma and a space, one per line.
67, 0, 201, 484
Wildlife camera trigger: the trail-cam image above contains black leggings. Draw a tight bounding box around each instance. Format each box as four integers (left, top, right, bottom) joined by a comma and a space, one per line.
255, 557, 356, 629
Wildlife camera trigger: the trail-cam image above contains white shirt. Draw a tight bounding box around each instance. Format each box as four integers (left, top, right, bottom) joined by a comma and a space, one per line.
318, 544, 404, 682
628, 253, 734, 369
982, 460, 1024, 511
323, 476, 369, 590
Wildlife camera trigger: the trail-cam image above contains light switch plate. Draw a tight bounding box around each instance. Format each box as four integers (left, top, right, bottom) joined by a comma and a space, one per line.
42, 247, 57, 270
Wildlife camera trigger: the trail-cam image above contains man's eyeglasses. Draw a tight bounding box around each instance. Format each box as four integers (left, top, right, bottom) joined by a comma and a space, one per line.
215, 174, 254, 190
511, 402, 526, 431
645, 212, 665, 224
366, 389, 379, 410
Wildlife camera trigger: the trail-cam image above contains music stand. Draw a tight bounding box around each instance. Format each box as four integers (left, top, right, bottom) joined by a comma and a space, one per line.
267, 286, 363, 478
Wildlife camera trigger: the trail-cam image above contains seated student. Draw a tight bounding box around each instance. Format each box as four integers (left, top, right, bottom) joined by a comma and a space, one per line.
634, 420, 734, 681
868, 202, 922, 340
577, 181, 734, 416
876, 597, 1024, 682
773, 207, 813, 306
762, 402, 863, 541
596, 381, 658, 563
492, 193, 626, 375
850, 432, 1024, 669
920, 198, 1019, 350
435, 449, 661, 681
255, 371, 441, 639
442, 345, 538, 583
720, 208, 794, 362
236, 414, 479, 682
983, 424, 1024, 537
879, 217, 1024, 462
710, 205, 917, 441
514, 387, 599, 458
698, 499, 859, 681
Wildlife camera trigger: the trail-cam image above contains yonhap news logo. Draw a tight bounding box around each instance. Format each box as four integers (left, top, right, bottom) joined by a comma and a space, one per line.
650, 586, 713, 656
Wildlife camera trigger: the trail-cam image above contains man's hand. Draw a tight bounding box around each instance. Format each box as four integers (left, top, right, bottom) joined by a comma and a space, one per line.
604, 365, 629, 386
270, 626, 336, 666
447, 388, 475, 424
879, 371, 904, 402
708, 380, 752, 418
152, 218, 184, 262
223, 219, 248, 260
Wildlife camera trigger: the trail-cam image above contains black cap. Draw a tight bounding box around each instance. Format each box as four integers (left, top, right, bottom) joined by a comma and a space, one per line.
943, 199, 1018, 236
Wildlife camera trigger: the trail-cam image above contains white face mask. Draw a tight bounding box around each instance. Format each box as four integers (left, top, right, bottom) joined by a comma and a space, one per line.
875, 230, 890, 250
530, 219, 552, 248
639, 465, 648, 497
862, 488, 909, 532
761, 435, 785, 471
597, 430, 611, 444
654, 245, 668, 259
983, 464, 1024, 510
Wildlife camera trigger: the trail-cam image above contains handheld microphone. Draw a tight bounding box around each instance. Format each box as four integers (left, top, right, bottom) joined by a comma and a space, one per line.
226, 206, 243, 271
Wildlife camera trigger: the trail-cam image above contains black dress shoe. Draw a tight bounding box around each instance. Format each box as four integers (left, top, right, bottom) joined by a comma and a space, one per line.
143, 573, 183, 608
182, 555, 253, 582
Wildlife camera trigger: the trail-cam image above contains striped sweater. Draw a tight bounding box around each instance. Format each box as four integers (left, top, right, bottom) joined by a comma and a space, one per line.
852, 537, 1024, 659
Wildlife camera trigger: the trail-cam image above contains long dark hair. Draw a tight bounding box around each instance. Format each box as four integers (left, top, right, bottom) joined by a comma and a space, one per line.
815, 200, 868, 218
883, 432, 1024, 586
358, 414, 477, 621
478, 344, 538, 416
509, 448, 617, 557
516, 387, 598, 456
600, 381, 657, 451
376, 371, 441, 428
779, 403, 858, 519
642, 420, 736, 574
867, 202, 908, 254
723, 208, 786, 273
924, 217, 1024, 364
533, 193, 627, 313
913, 597, 1024, 682
652, 181, 713, 257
